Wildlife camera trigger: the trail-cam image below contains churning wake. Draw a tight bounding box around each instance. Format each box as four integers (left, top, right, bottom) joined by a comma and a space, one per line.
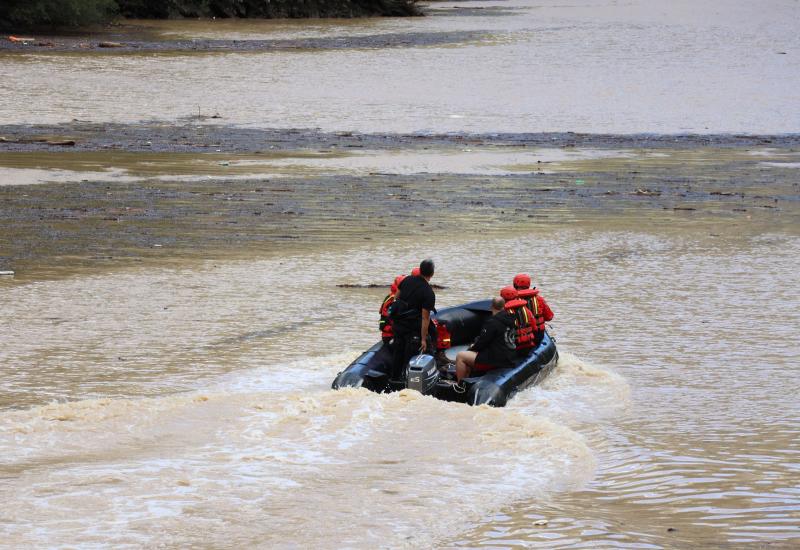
0, 350, 629, 548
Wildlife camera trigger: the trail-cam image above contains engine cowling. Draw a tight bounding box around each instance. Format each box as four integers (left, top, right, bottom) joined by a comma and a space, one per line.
405, 354, 439, 395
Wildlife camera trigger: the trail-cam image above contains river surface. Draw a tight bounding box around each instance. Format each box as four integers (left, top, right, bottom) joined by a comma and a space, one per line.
1, 0, 800, 548
2, 228, 799, 548
1, 0, 799, 133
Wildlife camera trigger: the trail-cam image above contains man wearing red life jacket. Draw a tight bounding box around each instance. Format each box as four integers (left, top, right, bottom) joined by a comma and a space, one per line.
513, 273, 554, 346
379, 275, 405, 345
500, 286, 537, 354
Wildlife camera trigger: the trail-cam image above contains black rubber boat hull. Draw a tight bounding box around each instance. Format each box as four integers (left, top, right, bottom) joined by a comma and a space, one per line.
332, 300, 559, 407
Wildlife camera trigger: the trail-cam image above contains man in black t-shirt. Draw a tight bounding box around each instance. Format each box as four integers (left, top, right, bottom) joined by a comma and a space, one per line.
455, 296, 517, 382
390, 258, 436, 381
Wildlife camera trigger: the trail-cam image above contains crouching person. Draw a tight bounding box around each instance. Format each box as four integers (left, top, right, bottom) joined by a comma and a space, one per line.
455, 296, 517, 383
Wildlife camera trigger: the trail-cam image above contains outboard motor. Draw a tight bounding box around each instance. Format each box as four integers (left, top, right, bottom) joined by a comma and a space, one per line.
405, 354, 439, 395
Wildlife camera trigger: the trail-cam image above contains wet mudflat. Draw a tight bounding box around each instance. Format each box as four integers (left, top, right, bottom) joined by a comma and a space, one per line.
1, 128, 798, 280
1, 122, 796, 153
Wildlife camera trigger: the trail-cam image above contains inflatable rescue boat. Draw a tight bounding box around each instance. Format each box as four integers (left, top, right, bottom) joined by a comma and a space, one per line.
331, 299, 558, 407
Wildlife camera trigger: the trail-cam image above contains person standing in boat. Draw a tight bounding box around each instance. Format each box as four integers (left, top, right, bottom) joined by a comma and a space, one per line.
390, 259, 436, 381
454, 296, 517, 382
513, 273, 554, 346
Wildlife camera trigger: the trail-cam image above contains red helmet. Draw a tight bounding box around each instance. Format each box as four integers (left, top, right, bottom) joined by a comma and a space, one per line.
500, 286, 518, 301
391, 275, 405, 293
411, 267, 421, 276
513, 273, 531, 290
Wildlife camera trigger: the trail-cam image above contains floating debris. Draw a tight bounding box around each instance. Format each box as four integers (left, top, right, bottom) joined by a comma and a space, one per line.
337, 283, 448, 290
0, 136, 75, 146
634, 188, 661, 196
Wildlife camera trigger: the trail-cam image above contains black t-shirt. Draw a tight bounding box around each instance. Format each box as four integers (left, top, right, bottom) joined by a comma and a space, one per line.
393, 275, 435, 336
471, 310, 517, 369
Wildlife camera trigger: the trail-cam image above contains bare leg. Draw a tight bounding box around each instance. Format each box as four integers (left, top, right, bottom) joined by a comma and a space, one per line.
455, 350, 478, 382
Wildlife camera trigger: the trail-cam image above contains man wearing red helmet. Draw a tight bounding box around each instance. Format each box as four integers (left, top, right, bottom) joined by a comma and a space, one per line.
379, 275, 405, 345
513, 273, 554, 346
455, 296, 517, 382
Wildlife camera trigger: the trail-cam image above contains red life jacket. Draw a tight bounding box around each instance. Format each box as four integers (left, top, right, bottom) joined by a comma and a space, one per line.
504, 298, 536, 350
434, 319, 451, 350
379, 293, 396, 338
517, 288, 552, 336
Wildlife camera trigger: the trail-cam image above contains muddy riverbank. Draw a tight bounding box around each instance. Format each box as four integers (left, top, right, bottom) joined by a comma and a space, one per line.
2, 123, 798, 153
2, 126, 798, 281
0, 3, 513, 53
0, 29, 486, 53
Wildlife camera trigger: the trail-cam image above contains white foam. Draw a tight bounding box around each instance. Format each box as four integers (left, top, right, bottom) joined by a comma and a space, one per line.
508, 351, 632, 426
1, 386, 595, 548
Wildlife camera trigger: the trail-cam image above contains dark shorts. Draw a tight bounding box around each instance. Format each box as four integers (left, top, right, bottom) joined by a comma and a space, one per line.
474, 351, 498, 371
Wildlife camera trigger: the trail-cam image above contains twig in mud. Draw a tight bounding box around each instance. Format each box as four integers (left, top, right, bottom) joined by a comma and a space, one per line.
337, 283, 448, 290
0, 136, 75, 146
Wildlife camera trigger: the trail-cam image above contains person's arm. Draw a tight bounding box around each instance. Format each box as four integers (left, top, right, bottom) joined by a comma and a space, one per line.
420, 285, 435, 353
380, 294, 392, 316
420, 308, 430, 353
379, 295, 391, 331
540, 296, 554, 322
469, 320, 496, 352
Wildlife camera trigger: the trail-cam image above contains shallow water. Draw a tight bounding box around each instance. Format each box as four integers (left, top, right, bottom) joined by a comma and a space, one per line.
0, 147, 638, 185
1, 227, 799, 547
1, 0, 799, 132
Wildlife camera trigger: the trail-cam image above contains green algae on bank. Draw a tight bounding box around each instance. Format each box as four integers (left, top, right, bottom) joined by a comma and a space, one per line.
0, 150, 354, 185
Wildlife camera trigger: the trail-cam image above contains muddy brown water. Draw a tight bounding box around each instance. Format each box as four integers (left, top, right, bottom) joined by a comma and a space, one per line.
1, 0, 799, 133
1, 0, 800, 548
1, 222, 799, 548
